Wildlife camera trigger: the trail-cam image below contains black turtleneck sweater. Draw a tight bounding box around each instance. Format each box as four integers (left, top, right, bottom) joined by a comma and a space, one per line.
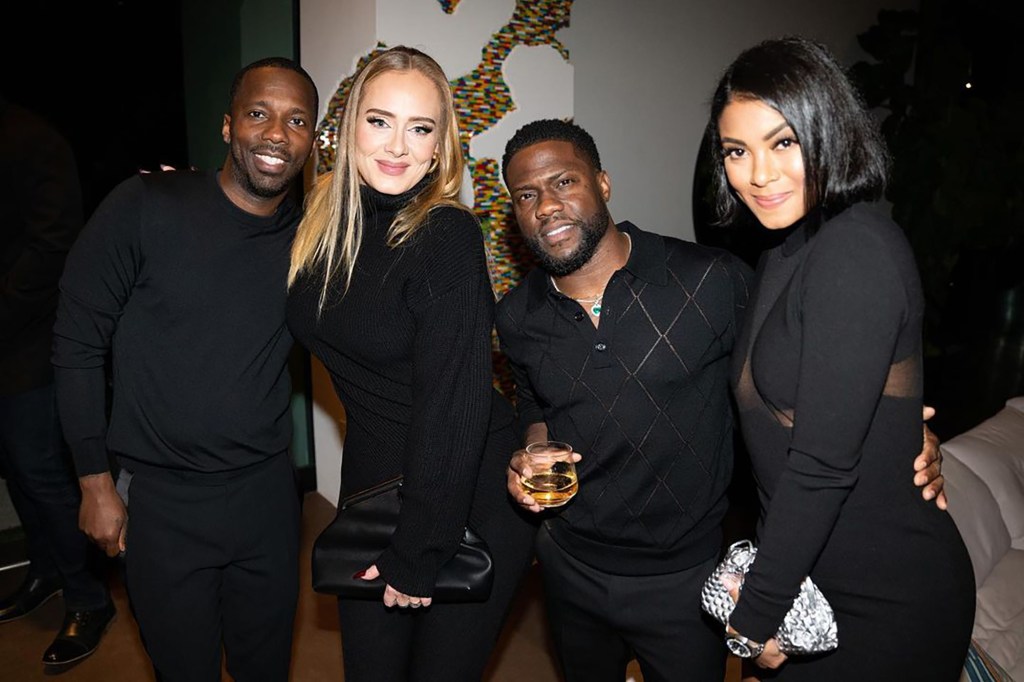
52, 171, 299, 479
286, 183, 513, 596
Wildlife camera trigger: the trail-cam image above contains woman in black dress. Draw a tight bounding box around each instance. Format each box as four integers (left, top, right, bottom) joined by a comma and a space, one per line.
706, 37, 975, 680
286, 46, 536, 681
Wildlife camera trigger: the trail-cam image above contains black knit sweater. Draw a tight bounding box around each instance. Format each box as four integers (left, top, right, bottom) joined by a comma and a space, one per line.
287, 182, 511, 596
53, 171, 299, 478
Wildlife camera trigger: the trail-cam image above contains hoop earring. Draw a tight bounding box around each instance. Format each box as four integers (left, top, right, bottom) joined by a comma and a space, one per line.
428, 155, 439, 174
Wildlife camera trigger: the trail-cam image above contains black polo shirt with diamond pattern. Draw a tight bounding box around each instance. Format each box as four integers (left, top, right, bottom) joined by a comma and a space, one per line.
496, 222, 752, 576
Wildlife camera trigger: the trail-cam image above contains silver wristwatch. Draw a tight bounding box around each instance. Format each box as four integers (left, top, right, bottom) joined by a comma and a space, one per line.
725, 631, 765, 658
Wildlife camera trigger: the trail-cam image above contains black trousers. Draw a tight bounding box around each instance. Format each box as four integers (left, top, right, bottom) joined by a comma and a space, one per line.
535, 524, 726, 682
124, 453, 300, 682
0, 383, 109, 611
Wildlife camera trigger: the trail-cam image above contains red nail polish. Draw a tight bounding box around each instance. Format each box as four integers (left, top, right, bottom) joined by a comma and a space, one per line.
352, 569, 367, 579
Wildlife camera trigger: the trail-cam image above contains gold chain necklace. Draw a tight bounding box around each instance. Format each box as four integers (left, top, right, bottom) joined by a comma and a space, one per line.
550, 277, 603, 316
549, 234, 631, 318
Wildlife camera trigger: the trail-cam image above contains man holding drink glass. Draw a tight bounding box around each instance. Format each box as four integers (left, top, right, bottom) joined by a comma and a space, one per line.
495, 119, 947, 682
496, 119, 753, 682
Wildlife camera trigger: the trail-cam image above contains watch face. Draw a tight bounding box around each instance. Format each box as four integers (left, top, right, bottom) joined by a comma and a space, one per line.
726, 636, 761, 658
726, 637, 750, 657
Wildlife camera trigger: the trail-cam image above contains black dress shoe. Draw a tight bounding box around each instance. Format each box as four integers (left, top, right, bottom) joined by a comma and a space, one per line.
0, 575, 63, 623
42, 602, 116, 667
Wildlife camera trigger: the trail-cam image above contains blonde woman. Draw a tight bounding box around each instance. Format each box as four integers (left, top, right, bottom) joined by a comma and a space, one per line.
286, 46, 536, 681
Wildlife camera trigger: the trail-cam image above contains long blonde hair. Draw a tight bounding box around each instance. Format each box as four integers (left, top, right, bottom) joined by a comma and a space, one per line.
288, 46, 466, 307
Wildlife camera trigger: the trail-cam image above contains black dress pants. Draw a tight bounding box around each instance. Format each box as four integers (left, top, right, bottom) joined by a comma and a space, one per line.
0, 383, 109, 611
124, 453, 300, 682
535, 524, 726, 682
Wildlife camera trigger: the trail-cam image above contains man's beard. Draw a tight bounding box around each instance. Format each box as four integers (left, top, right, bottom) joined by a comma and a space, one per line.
526, 205, 611, 277
230, 144, 294, 199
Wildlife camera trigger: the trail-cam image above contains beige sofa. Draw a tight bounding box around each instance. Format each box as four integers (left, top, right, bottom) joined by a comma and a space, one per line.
943, 396, 1024, 681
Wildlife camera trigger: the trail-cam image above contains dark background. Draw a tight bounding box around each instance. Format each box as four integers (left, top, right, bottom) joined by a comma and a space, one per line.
2, 2, 190, 219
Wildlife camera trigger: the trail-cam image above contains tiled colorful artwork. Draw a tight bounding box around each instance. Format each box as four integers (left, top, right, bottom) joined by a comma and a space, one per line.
315, 0, 573, 396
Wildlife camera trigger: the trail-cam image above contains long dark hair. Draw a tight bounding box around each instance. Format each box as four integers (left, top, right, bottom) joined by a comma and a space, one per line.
707, 36, 889, 225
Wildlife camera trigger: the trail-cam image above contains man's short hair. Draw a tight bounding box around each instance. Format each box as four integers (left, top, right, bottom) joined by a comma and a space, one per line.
229, 57, 319, 115
501, 118, 602, 183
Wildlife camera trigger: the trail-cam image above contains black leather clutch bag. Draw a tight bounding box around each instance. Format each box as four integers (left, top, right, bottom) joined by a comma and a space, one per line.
311, 476, 494, 603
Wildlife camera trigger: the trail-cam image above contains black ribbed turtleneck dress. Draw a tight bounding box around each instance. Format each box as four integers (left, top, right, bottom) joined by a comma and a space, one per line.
286, 181, 537, 681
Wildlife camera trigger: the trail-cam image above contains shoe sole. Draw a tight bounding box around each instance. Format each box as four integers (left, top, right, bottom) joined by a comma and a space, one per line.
41, 611, 116, 667
0, 589, 62, 624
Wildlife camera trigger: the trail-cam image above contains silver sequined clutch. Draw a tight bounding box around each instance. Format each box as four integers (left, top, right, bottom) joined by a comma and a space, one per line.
701, 540, 838, 655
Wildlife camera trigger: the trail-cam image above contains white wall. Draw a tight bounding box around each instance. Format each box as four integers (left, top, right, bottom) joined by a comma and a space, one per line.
301, 0, 376, 125
299, 0, 917, 504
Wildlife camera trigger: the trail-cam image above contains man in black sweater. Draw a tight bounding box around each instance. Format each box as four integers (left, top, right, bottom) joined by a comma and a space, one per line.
51, 58, 318, 682
495, 119, 947, 682
497, 119, 751, 682
0, 95, 114, 669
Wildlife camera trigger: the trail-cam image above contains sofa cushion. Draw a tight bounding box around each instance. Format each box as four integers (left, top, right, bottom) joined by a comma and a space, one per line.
1009, 658, 1024, 682
972, 549, 1024, 680
943, 452, 1011, 586
1005, 396, 1024, 413
941, 402, 1024, 549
